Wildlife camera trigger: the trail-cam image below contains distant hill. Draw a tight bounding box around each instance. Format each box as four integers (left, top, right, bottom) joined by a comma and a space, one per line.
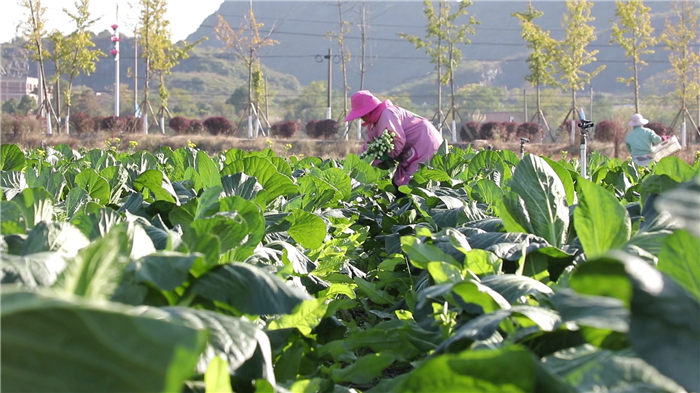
1, 0, 682, 112
1, 32, 302, 107
187, 0, 676, 99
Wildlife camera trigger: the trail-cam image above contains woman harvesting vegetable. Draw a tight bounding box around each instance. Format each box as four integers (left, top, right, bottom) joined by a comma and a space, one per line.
346, 90, 443, 186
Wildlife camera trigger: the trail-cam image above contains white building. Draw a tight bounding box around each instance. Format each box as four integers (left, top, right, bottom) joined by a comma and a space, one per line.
0, 76, 39, 102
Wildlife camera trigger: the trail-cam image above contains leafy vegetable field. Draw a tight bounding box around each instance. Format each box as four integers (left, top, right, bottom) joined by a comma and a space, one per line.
1, 142, 699, 393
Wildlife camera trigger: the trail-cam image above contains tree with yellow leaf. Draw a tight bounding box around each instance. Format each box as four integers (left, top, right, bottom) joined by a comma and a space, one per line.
51, 0, 105, 135
215, 7, 278, 138
513, 1, 557, 137
552, 0, 605, 126
138, 0, 202, 134
610, 0, 658, 113
661, 1, 700, 140
18, 0, 59, 134
400, 0, 479, 142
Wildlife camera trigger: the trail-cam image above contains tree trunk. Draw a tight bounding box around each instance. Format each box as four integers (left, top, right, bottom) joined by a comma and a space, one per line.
359, 1, 366, 90
159, 73, 166, 134
536, 82, 553, 141
570, 89, 578, 144
65, 79, 75, 135
28, 0, 59, 133
536, 83, 544, 141
536, 83, 542, 122
39, 68, 57, 126
248, 56, 253, 139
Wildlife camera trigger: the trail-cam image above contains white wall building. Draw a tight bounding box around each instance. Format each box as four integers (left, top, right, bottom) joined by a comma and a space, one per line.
0, 76, 39, 102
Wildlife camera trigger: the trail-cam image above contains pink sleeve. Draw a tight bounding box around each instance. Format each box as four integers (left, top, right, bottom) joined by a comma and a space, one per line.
360, 124, 377, 154
375, 110, 406, 159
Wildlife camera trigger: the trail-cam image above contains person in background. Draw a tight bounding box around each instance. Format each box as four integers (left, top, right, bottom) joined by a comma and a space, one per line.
625, 113, 662, 167
345, 90, 443, 187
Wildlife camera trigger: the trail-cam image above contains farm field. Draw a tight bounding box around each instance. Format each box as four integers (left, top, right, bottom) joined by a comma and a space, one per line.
1, 142, 699, 393
5, 131, 700, 164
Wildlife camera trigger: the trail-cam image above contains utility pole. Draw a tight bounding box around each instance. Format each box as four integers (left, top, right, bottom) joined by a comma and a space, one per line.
134, 29, 138, 117
111, 3, 120, 117
436, 1, 443, 136
247, 0, 254, 138
357, 1, 367, 140
327, 48, 332, 119
359, 1, 366, 91
317, 48, 339, 120
589, 85, 593, 122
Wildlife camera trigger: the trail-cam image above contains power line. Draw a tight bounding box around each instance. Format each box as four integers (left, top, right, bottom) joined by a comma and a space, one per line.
194, 22, 698, 49
99, 51, 679, 64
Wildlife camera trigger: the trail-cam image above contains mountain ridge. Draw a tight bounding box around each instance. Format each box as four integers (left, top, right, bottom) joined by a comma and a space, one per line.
187, 0, 677, 97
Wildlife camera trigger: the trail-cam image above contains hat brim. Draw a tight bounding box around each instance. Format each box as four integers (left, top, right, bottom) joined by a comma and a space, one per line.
628, 118, 649, 127
345, 106, 375, 122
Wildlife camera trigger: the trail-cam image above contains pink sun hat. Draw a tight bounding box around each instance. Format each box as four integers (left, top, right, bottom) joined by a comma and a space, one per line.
346, 90, 382, 121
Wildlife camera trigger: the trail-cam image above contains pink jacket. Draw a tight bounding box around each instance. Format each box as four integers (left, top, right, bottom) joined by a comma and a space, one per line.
363, 100, 443, 185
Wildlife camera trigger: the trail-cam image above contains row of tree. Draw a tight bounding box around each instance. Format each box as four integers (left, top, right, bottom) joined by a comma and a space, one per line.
18, 0, 203, 136
16, 0, 699, 142
399, 0, 699, 140
1, 95, 39, 116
